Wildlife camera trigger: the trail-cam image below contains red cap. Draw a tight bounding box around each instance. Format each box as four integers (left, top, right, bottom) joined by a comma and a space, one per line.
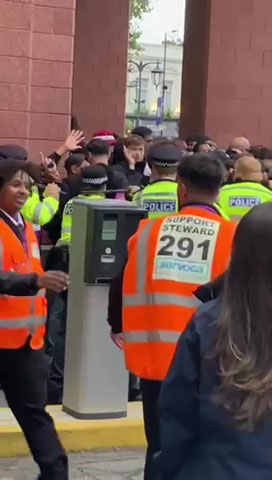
92, 130, 116, 146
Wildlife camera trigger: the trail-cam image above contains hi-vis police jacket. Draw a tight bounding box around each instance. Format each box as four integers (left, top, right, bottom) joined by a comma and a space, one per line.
21, 186, 59, 226
133, 179, 178, 219
122, 205, 236, 381
57, 193, 105, 246
219, 182, 272, 221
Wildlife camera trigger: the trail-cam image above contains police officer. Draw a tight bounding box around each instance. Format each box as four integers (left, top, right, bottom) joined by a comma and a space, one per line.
47, 166, 108, 404
57, 165, 108, 246
22, 182, 60, 227
133, 141, 183, 219
108, 152, 236, 480
219, 155, 272, 221
0, 144, 60, 228
0, 158, 69, 479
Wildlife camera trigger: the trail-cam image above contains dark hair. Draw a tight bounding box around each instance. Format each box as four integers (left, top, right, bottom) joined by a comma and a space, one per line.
131, 126, 152, 139
87, 139, 110, 156
65, 153, 86, 173
177, 152, 225, 193
0, 158, 30, 190
110, 138, 126, 166
250, 145, 266, 160
193, 142, 207, 153
214, 149, 234, 172
185, 133, 210, 145
214, 202, 272, 429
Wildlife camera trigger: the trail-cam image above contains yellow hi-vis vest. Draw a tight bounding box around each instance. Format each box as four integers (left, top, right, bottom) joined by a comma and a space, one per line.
219, 182, 272, 221
57, 193, 105, 246
21, 186, 59, 226
133, 180, 178, 219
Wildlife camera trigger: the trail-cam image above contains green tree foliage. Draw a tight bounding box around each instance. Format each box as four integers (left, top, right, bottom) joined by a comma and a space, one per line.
130, 0, 153, 53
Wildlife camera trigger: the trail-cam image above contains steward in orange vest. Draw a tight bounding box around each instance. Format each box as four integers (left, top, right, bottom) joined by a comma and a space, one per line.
119, 151, 236, 480
0, 217, 47, 349
0, 158, 69, 479
123, 154, 236, 381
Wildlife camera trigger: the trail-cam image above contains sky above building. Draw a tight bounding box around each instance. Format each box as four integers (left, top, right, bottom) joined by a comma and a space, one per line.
140, 0, 186, 44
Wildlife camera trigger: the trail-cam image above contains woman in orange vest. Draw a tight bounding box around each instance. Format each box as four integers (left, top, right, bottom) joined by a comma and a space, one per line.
109, 150, 237, 480
0, 158, 69, 479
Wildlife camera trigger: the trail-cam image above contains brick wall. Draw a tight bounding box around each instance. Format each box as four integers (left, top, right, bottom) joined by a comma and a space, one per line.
72, 0, 130, 138
181, 0, 272, 146
0, 0, 75, 160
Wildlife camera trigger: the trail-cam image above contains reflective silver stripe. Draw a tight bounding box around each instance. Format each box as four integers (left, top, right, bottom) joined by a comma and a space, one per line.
0, 238, 4, 270
43, 200, 56, 216
142, 192, 177, 198
56, 240, 70, 247
33, 204, 43, 224
137, 221, 154, 292
61, 227, 71, 234
124, 330, 181, 344
123, 292, 202, 308
0, 315, 46, 329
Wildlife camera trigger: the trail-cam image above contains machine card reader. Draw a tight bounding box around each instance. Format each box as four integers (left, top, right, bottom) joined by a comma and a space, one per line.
63, 199, 147, 419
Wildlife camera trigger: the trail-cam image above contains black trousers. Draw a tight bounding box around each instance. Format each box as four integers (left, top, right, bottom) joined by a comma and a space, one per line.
47, 294, 67, 404
0, 346, 68, 480
140, 378, 162, 480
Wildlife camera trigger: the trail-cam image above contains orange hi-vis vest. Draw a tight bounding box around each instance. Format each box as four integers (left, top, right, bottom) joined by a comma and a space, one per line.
123, 205, 236, 381
0, 218, 47, 349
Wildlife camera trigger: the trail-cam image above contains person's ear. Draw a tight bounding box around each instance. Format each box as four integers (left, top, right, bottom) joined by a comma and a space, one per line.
71, 165, 78, 175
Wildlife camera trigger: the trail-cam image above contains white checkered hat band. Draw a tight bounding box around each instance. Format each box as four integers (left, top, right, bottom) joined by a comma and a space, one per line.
153, 160, 179, 167
82, 176, 108, 185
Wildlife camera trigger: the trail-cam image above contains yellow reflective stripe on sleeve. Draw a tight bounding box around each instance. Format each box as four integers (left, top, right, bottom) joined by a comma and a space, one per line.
33, 203, 43, 224
124, 330, 181, 343
61, 227, 72, 235
123, 292, 202, 308
0, 314, 46, 329
43, 200, 56, 216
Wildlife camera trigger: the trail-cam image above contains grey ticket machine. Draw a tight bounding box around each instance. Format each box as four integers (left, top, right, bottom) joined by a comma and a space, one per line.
63, 199, 147, 419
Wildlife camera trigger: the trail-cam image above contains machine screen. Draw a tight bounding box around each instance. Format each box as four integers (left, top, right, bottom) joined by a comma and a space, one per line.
102, 220, 117, 241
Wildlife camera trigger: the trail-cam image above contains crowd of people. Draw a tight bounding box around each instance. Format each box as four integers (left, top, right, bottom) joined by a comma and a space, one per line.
1, 125, 272, 479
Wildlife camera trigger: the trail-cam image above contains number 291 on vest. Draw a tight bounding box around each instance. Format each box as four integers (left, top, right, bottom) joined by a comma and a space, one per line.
153, 215, 220, 285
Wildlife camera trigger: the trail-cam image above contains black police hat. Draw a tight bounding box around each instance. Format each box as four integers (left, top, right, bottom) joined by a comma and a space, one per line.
81, 165, 108, 191
148, 142, 184, 168
0, 144, 28, 161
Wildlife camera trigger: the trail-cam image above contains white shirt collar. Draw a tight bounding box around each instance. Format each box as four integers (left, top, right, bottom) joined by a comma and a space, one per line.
0, 209, 24, 228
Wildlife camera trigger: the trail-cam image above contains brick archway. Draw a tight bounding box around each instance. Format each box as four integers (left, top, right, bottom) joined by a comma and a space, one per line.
181, 0, 272, 146
0, 0, 130, 159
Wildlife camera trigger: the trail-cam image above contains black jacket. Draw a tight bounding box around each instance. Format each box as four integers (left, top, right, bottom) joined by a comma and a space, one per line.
0, 271, 39, 296
111, 162, 148, 187
157, 299, 272, 480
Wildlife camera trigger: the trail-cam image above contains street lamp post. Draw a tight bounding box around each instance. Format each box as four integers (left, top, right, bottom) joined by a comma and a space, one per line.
128, 60, 163, 126
161, 30, 178, 122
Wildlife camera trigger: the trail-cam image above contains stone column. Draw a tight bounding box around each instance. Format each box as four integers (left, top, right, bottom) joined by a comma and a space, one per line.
72, 0, 130, 137
0, 0, 75, 159
181, 0, 272, 146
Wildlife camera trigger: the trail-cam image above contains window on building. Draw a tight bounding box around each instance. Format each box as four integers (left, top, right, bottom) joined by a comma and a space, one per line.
165, 80, 173, 111
128, 81, 137, 105
137, 78, 149, 107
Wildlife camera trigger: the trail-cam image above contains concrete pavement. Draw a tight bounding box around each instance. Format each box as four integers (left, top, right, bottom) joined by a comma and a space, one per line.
0, 449, 145, 479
